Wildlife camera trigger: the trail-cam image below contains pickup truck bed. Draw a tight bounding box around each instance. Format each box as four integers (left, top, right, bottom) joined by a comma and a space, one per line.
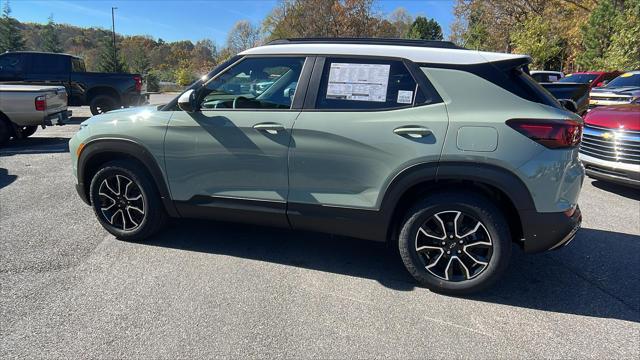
0, 84, 71, 145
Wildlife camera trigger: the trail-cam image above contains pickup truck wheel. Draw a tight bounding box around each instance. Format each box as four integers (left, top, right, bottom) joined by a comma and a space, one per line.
89, 160, 167, 241
90, 95, 118, 115
398, 191, 511, 296
0, 117, 12, 146
17, 125, 38, 138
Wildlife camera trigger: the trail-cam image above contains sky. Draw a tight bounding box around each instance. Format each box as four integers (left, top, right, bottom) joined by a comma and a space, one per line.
6, 0, 455, 45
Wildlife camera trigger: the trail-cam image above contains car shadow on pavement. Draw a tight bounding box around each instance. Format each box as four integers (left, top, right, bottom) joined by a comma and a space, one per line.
591, 180, 640, 201
143, 221, 639, 323
0, 168, 18, 189
0, 137, 70, 156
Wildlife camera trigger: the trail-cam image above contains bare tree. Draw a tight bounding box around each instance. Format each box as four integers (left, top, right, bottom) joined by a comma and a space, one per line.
226, 20, 261, 55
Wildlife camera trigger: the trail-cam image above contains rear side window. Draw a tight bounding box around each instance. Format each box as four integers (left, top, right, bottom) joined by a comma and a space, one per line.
71, 58, 85, 72
0, 54, 25, 73
30, 54, 67, 74
316, 57, 429, 110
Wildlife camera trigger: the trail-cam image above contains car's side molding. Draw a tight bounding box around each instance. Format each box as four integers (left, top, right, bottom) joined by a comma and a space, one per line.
76, 138, 179, 217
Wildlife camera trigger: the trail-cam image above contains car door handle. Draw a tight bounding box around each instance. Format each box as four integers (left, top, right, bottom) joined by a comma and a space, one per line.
393, 126, 432, 138
253, 122, 285, 134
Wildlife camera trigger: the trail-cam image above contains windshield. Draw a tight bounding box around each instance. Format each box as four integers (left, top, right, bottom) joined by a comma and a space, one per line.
559, 74, 598, 84
606, 73, 640, 88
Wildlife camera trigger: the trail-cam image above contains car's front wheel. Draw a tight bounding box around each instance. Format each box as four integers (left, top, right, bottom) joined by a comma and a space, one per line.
89, 160, 166, 241
398, 191, 511, 295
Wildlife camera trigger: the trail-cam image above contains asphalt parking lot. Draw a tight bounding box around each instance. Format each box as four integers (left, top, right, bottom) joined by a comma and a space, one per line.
1, 94, 639, 358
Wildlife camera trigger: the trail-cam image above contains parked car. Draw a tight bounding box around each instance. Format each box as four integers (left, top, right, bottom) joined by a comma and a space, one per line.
69, 38, 584, 295
530, 70, 564, 83
559, 71, 621, 89
0, 51, 148, 115
541, 82, 590, 115
0, 84, 71, 145
580, 98, 640, 187
589, 71, 640, 109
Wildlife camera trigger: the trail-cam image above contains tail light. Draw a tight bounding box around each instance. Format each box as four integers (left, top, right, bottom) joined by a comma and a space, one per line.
507, 119, 582, 149
35, 95, 46, 111
134, 76, 142, 92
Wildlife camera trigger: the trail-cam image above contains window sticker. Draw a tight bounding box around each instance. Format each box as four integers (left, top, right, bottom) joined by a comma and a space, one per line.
326, 63, 390, 102
397, 90, 413, 104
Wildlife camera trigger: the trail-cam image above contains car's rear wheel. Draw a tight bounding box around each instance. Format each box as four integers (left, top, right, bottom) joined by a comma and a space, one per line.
17, 125, 38, 138
398, 191, 511, 295
90, 95, 118, 115
89, 160, 166, 241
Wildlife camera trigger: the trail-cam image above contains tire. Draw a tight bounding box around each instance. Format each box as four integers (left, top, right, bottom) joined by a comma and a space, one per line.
89, 95, 118, 115
17, 125, 37, 138
89, 159, 167, 241
398, 191, 511, 295
0, 116, 12, 146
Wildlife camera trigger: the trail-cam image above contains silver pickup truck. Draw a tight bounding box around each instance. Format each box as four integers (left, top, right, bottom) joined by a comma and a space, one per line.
0, 84, 71, 145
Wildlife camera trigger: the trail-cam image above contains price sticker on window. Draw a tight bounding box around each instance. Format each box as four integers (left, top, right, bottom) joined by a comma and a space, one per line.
397, 90, 413, 104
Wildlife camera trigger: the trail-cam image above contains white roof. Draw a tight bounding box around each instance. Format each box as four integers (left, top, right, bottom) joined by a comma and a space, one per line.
240, 43, 529, 65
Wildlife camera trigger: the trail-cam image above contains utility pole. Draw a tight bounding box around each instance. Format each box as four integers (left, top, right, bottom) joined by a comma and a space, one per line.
111, 7, 117, 71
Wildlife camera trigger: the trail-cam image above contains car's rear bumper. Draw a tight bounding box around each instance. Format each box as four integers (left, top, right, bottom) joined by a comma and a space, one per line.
520, 205, 582, 253
580, 153, 640, 188
45, 110, 71, 126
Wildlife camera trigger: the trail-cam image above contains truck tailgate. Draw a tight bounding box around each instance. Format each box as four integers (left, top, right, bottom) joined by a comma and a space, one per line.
44, 87, 68, 115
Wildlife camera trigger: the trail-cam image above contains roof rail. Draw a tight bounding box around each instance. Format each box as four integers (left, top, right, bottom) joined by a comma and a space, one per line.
266, 38, 465, 50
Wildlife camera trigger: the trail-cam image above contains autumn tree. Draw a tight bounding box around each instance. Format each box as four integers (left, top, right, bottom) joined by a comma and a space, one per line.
0, 0, 25, 52
511, 16, 563, 69
604, 0, 640, 70
577, 0, 619, 69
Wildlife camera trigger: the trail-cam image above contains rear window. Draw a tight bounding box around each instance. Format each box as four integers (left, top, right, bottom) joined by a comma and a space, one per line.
513, 70, 562, 108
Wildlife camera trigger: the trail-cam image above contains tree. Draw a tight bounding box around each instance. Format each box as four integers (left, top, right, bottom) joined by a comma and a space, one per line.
226, 20, 260, 55
0, 0, 25, 52
96, 36, 127, 73
388, 7, 413, 38
577, 0, 619, 69
407, 16, 443, 40
41, 14, 63, 53
511, 16, 563, 70
604, 0, 640, 70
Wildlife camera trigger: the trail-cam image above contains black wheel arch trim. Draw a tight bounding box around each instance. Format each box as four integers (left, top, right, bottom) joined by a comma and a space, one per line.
76, 138, 179, 217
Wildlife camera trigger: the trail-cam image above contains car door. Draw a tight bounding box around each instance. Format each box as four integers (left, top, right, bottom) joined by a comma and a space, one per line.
287, 56, 449, 235
23, 54, 70, 88
164, 56, 312, 227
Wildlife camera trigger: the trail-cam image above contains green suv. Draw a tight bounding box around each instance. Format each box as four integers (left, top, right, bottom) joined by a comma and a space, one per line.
69, 39, 584, 295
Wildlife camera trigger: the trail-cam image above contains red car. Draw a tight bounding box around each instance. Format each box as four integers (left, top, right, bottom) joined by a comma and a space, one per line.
559, 71, 622, 89
579, 98, 640, 187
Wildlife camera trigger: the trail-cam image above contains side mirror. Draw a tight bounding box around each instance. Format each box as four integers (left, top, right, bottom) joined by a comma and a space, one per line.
595, 82, 604, 87
559, 99, 578, 113
178, 89, 197, 112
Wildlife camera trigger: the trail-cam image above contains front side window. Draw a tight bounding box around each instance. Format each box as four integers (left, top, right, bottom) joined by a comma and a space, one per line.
316, 58, 424, 110
198, 56, 305, 110
31, 54, 66, 74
